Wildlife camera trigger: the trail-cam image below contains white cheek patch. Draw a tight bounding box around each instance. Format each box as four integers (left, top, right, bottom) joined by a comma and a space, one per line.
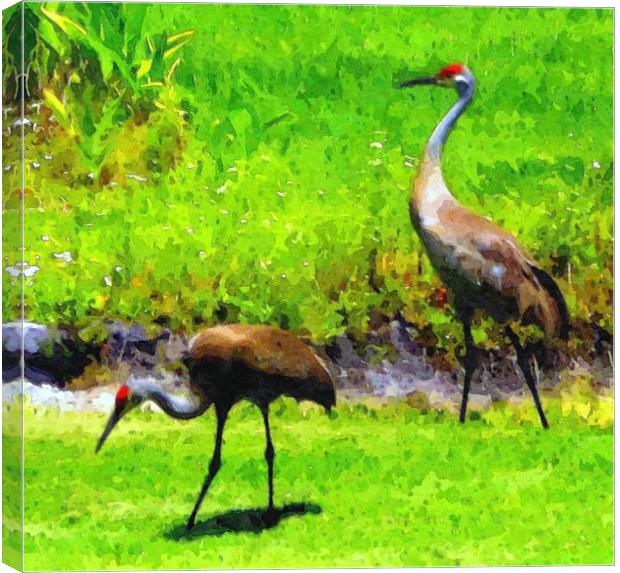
453, 74, 466, 83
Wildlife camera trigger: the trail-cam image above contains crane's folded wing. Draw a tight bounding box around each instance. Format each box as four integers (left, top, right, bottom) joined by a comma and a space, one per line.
189, 324, 333, 383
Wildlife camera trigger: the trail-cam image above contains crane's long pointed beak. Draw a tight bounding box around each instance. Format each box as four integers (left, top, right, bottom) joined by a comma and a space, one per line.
400, 76, 438, 88
95, 410, 121, 453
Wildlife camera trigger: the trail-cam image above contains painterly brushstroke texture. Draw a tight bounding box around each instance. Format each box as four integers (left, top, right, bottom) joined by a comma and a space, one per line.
1, 3, 613, 570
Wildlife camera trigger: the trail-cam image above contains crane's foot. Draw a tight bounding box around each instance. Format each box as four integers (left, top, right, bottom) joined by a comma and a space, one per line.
186, 515, 196, 531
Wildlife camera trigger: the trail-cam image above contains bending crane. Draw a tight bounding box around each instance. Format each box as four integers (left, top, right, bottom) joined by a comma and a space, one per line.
96, 323, 336, 529
400, 64, 569, 428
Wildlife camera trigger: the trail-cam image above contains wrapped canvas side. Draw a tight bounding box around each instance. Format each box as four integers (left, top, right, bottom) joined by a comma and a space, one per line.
2, 2, 25, 571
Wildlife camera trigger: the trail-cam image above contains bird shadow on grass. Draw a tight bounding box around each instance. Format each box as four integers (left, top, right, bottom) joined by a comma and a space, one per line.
165, 502, 322, 540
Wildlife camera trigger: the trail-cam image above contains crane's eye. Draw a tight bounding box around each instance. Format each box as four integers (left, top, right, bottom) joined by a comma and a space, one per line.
436, 76, 454, 87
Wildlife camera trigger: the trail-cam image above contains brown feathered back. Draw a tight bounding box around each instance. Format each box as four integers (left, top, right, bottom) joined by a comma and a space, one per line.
411, 174, 569, 341
189, 324, 333, 384
440, 204, 568, 340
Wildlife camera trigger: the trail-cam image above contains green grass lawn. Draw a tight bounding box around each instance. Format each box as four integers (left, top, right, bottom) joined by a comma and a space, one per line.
5, 401, 612, 570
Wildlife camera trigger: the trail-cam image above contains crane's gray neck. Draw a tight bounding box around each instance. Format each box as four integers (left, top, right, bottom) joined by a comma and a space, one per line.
150, 388, 208, 419
129, 376, 208, 420
425, 82, 474, 163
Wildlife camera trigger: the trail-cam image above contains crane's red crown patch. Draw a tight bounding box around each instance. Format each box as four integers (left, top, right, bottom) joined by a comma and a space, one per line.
438, 64, 465, 78
116, 384, 130, 408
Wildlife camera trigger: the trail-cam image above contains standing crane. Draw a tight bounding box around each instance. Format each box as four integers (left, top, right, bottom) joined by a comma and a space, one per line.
400, 64, 569, 428
96, 323, 336, 530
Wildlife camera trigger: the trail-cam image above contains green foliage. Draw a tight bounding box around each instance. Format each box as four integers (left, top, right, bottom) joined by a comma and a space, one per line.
2, 5, 613, 345
24, 2, 191, 173
2, 405, 22, 570
10, 402, 613, 568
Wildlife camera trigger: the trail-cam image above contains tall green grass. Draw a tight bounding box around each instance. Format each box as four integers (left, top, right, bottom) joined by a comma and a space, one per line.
2, 5, 613, 345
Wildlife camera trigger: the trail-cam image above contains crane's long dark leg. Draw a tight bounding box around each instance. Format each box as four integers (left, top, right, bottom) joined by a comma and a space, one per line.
261, 404, 275, 511
186, 405, 229, 530
505, 326, 549, 429
459, 316, 478, 424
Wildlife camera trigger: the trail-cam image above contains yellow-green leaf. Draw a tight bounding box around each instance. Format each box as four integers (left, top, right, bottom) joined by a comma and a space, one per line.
163, 38, 190, 60
136, 59, 153, 79
167, 29, 194, 44
43, 89, 68, 123
40, 6, 87, 36
165, 57, 181, 83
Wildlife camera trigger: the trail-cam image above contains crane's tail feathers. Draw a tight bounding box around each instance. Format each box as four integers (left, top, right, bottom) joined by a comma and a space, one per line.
530, 265, 570, 340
